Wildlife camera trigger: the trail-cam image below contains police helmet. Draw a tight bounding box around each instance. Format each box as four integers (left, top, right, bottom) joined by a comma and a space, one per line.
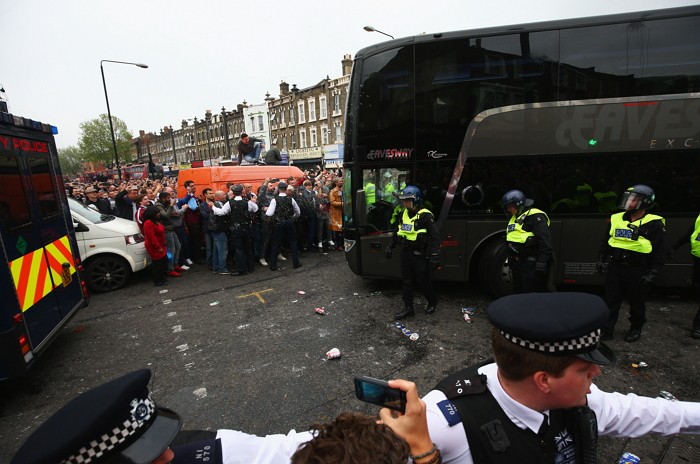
499, 189, 533, 212
619, 184, 655, 211
231, 184, 244, 194
397, 185, 423, 203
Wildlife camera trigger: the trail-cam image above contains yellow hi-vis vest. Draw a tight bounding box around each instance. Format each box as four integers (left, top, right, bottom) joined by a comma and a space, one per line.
506, 208, 549, 244
364, 182, 376, 205
691, 213, 700, 258
608, 212, 665, 254
397, 208, 432, 241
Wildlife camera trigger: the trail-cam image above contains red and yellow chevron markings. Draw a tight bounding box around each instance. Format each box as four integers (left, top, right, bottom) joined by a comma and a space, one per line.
9, 236, 76, 312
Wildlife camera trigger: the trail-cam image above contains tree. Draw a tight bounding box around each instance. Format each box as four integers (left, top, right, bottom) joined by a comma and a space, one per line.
78, 114, 134, 166
57, 146, 84, 175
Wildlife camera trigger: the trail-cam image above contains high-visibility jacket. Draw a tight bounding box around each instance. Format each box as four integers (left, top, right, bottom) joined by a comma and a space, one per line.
690, 213, 700, 258
608, 212, 665, 254
397, 208, 432, 241
506, 208, 550, 244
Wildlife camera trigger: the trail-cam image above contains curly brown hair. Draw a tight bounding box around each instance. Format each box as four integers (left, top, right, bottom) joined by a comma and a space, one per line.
291, 412, 410, 464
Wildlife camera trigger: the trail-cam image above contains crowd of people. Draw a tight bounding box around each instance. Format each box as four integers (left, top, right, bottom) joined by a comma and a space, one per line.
66, 166, 346, 286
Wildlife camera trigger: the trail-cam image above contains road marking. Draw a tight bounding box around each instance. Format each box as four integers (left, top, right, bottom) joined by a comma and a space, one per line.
237, 288, 273, 304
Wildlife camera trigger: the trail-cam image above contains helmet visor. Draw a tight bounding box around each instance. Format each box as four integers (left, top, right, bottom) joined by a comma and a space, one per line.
619, 192, 644, 211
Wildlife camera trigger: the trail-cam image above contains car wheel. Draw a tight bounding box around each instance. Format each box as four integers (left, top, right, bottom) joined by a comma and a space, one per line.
85, 256, 131, 293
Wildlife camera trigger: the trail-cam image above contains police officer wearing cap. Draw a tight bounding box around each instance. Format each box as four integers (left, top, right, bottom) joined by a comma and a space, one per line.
12, 369, 186, 464
500, 189, 553, 293
386, 185, 441, 319
266, 181, 302, 271
210, 184, 259, 276
418, 292, 700, 464
597, 184, 668, 342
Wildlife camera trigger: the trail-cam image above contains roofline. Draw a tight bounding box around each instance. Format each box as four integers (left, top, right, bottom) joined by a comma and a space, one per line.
354, 5, 700, 60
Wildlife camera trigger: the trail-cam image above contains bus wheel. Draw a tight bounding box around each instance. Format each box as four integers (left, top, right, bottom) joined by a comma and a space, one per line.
479, 240, 513, 297
85, 256, 131, 293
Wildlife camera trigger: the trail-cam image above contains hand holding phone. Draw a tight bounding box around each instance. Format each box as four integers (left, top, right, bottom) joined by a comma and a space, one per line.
354, 376, 407, 413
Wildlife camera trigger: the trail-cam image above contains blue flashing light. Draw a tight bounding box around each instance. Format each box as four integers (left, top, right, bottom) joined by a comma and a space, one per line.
51, 125, 58, 134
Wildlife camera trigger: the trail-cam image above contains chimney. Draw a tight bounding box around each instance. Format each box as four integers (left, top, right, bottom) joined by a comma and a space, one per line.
342, 54, 352, 76
279, 81, 290, 97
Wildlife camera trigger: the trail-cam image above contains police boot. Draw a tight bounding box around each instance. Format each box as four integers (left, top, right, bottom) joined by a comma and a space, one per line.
425, 303, 438, 315
394, 307, 415, 320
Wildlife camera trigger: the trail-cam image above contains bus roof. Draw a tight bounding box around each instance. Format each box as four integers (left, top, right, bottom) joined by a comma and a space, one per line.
354, 5, 700, 60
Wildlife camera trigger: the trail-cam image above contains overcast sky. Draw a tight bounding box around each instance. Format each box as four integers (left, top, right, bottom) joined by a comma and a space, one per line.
1, 0, 696, 149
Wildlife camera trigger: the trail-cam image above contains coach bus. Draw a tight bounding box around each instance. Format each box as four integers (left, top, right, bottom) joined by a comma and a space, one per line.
342, 5, 700, 295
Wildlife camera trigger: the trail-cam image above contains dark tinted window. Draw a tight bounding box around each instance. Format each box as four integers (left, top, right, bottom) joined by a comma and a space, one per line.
27, 157, 60, 219
356, 47, 415, 150
0, 155, 31, 229
559, 16, 700, 99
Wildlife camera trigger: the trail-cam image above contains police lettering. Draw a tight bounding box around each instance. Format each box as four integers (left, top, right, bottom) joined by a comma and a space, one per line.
614, 228, 633, 239
367, 148, 414, 160
11, 138, 49, 153
0, 136, 8, 149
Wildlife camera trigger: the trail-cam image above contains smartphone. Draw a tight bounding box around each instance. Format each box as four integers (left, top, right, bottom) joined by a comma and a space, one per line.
354, 376, 406, 413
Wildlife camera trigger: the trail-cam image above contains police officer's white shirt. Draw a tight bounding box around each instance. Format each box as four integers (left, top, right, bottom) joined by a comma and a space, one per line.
211, 196, 259, 216
206, 362, 700, 464
265, 193, 300, 218
422, 362, 700, 464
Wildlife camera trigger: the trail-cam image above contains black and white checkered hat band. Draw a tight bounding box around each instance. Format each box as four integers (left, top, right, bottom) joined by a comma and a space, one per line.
62, 396, 155, 464
502, 329, 601, 354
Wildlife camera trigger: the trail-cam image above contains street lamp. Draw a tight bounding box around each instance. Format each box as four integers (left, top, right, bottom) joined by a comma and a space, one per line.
169, 125, 177, 164
363, 26, 394, 39
100, 59, 148, 180
221, 106, 231, 159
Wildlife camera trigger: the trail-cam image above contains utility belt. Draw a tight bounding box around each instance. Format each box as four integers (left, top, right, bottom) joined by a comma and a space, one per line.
506, 240, 536, 257
399, 237, 426, 256
608, 247, 647, 267
509, 255, 536, 263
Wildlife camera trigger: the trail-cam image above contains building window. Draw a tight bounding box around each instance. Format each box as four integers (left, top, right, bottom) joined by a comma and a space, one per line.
319, 95, 327, 119
289, 107, 295, 126
299, 129, 307, 148
321, 125, 329, 145
310, 128, 317, 147
333, 94, 341, 114
249, 116, 255, 132
298, 102, 305, 123
292, 133, 296, 148
335, 124, 342, 142
308, 98, 316, 122
258, 115, 264, 131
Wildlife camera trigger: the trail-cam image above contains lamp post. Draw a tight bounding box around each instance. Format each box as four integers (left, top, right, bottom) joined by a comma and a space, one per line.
205, 111, 212, 162
193, 117, 199, 160
363, 26, 394, 39
169, 125, 177, 164
100, 60, 148, 181
221, 106, 231, 159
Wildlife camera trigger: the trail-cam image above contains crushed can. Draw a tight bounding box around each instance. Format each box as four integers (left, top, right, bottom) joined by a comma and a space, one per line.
618, 452, 641, 464
659, 390, 678, 401
325, 348, 341, 360
462, 307, 477, 323
394, 322, 419, 341
314, 307, 326, 315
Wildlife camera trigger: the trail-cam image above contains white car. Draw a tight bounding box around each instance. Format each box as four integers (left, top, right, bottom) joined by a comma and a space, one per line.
68, 197, 150, 292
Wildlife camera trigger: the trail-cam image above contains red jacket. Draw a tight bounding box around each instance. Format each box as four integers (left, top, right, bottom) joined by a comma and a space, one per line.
144, 220, 166, 260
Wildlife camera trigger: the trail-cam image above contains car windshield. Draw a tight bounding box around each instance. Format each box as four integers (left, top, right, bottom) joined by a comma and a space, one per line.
68, 197, 116, 223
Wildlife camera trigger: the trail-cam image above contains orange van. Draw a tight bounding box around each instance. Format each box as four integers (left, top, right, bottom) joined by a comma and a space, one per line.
176, 165, 305, 197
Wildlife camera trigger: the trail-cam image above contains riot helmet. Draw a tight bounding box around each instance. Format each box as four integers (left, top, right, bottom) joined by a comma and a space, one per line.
619, 184, 655, 211
500, 189, 533, 214
397, 185, 423, 204
231, 184, 244, 194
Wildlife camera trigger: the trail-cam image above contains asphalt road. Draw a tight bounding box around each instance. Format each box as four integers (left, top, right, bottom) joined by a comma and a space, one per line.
2, 249, 699, 463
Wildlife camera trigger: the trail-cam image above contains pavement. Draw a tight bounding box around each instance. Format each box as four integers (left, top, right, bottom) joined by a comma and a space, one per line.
1, 248, 699, 463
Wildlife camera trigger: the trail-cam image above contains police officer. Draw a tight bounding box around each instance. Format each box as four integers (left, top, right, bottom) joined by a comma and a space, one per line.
671, 211, 700, 339
500, 189, 552, 293
598, 184, 668, 342
211, 184, 258, 276
386, 185, 441, 319
266, 181, 302, 271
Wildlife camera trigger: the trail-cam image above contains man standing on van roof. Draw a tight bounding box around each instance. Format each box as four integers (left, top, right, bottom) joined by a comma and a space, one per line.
237, 133, 265, 165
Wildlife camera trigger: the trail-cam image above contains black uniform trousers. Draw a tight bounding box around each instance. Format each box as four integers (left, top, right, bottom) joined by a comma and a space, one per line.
269, 220, 300, 268
510, 255, 546, 293
400, 248, 437, 310
231, 226, 254, 273
604, 262, 648, 332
